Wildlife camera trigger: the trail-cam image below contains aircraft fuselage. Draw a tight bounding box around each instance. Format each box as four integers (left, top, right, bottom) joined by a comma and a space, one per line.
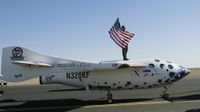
40, 59, 189, 90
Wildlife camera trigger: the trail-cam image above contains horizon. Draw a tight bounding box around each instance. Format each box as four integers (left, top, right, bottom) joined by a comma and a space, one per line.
1, 0, 200, 75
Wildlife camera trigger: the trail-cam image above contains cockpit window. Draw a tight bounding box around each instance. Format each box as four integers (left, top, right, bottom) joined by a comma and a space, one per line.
167, 61, 172, 63
155, 59, 160, 62
149, 64, 155, 68
179, 65, 185, 69
160, 64, 165, 69
168, 65, 173, 69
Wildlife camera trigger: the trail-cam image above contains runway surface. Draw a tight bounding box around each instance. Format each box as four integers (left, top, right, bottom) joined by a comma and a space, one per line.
0, 69, 200, 112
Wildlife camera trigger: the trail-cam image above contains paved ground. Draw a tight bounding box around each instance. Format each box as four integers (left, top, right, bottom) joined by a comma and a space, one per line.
0, 69, 200, 112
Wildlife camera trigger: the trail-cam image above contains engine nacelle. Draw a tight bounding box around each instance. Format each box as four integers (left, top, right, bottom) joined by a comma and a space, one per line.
39, 75, 57, 85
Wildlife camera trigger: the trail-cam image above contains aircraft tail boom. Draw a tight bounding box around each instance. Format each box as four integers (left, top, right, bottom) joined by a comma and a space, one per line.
1, 46, 84, 82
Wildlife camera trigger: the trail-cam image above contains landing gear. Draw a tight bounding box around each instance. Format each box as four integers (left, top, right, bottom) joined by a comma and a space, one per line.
0, 89, 4, 96
0, 86, 4, 96
161, 93, 169, 99
107, 89, 113, 103
161, 86, 169, 100
0, 91, 3, 95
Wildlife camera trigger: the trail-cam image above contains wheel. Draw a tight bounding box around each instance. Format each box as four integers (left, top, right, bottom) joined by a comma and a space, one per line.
161, 93, 169, 99
107, 98, 113, 104
106, 90, 113, 103
0, 91, 4, 95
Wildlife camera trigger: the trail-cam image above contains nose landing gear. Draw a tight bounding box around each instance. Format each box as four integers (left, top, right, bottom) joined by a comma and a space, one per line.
107, 89, 113, 103
161, 86, 169, 100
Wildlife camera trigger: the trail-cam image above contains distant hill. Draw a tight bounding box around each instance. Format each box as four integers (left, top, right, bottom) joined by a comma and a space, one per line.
189, 68, 200, 75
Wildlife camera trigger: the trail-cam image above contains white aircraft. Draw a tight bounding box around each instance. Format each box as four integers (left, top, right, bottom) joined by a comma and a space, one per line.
1, 46, 190, 103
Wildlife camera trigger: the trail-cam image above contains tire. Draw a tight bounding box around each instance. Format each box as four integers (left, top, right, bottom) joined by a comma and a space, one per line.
107, 98, 113, 104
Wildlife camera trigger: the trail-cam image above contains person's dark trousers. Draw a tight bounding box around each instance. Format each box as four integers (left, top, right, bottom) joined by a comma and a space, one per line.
122, 45, 128, 60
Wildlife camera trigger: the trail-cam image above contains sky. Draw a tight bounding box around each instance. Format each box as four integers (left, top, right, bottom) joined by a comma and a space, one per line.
1, 0, 200, 73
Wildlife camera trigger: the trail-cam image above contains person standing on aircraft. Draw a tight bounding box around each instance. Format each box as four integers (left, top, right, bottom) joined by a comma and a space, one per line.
109, 18, 134, 61
121, 25, 129, 60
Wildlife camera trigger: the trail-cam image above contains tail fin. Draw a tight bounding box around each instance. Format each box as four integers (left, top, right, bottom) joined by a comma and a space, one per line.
1, 46, 79, 82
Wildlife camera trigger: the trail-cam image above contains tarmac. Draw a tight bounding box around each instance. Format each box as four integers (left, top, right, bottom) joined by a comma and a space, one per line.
0, 68, 200, 112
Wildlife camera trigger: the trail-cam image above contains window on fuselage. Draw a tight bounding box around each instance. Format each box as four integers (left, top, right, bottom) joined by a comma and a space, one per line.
168, 65, 173, 69
160, 64, 165, 69
143, 70, 151, 72
155, 59, 160, 62
149, 64, 155, 68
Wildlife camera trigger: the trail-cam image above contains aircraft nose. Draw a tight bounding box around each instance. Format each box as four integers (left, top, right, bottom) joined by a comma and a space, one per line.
178, 68, 190, 78
185, 69, 190, 76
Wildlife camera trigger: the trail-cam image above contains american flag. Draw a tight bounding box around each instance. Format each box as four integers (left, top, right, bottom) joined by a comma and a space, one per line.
109, 18, 134, 48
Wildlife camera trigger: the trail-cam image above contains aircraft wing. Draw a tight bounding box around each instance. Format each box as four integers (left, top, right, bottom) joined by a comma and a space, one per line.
92, 60, 146, 71
13, 60, 52, 67
117, 63, 146, 69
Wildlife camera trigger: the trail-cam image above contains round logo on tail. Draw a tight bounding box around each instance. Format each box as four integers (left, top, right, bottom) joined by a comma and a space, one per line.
12, 47, 23, 58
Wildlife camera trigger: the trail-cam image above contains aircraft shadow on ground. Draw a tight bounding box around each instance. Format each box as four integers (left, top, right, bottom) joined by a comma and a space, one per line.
1, 94, 200, 112
168, 94, 200, 112
0, 98, 151, 112
185, 108, 200, 112
170, 94, 200, 101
